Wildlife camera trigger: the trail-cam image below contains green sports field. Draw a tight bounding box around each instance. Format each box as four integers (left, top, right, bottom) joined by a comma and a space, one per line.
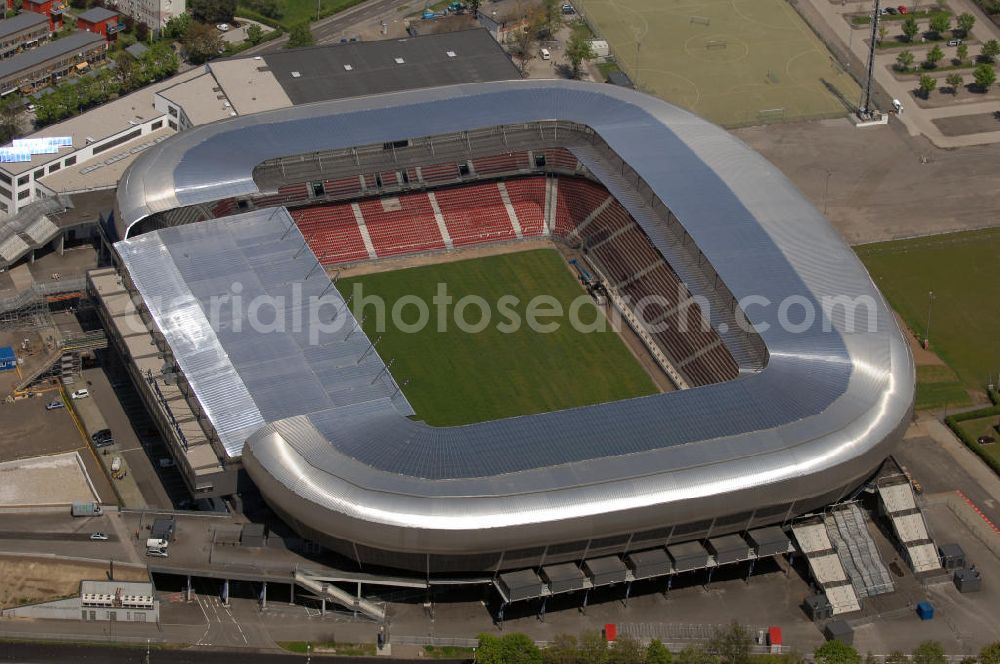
337, 249, 658, 426
857, 228, 1000, 399
574, 0, 861, 127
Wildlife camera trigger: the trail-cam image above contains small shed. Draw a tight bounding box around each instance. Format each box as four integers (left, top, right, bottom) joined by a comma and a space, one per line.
0, 346, 16, 371
824, 620, 853, 645
939, 543, 966, 570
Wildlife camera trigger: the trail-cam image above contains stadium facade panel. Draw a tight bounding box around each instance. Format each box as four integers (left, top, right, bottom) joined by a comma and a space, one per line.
115, 81, 914, 574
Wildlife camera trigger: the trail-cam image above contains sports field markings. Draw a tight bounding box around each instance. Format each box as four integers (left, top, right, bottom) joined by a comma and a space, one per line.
729, 0, 797, 31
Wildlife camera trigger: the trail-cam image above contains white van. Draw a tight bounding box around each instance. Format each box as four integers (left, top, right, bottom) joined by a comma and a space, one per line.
540, 48, 551, 60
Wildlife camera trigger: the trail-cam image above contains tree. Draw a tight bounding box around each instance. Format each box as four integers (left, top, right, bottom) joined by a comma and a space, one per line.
925, 44, 944, 67
243, 0, 282, 19
956, 12, 975, 37
896, 49, 915, 70
878, 23, 888, 43
946, 72, 963, 93
973, 62, 997, 89
647, 640, 673, 664
981, 642, 1000, 664
913, 641, 947, 664
543, 634, 578, 664
708, 622, 752, 664
677, 645, 718, 664
902, 15, 919, 41
928, 13, 950, 38
885, 652, 909, 664
578, 630, 609, 664
135, 21, 150, 42
507, 25, 535, 74
981, 39, 1000, 63
956, 42, 969, 63
190, 0, 235, 23
246, 23, 264, 45
286, 22, 315, 48
183, 22, 223, 64
163, 12, 191, 39
467, 0, 482, 11
608, 635, 645, 664
918, 73, 937, 97
478, 633, 543, 664
0, 97, 19, 145
566, 32, 595, 78
815, 640, 862, 664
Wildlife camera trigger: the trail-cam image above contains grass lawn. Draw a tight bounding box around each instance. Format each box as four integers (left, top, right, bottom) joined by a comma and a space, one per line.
278, 641, 376, 656
856, 228, 1000, 395
915, 365, 971, 410
424, 645, 477, 658
957, 415, 1000, 464
574, 0, 860, 126
238, 0, 363, 28
337, 249, 658, 426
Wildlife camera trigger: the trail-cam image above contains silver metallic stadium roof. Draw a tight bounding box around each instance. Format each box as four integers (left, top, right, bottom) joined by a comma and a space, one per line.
115, 80, 913, 551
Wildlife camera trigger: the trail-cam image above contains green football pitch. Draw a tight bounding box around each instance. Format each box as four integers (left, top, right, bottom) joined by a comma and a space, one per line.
574, 0, 861, 127
337, 249, 658, 426
857, 228, 1000, 399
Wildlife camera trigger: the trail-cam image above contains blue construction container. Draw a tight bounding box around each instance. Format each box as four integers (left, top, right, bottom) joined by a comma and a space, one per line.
0, 346, 16, 372
916, 600, 935, 620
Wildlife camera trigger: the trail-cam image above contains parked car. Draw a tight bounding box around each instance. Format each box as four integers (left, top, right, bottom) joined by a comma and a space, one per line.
90, 532, 109, 541
561, 3, 575, 14
92, 428, 113, 447
70, 388, 90, 400
158, 458, 176, 468
897, 5, 909, 13
947, 39, 963, 46
45, 400, 64, 410
216, 23, 230, 31
885, 7, 898, 14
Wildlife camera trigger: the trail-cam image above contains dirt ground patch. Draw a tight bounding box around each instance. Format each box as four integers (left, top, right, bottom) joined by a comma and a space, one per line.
331, 237, 553, 278
0, 555, 147, 609
932, 111, 1000, 136
733, 118, 1000, 244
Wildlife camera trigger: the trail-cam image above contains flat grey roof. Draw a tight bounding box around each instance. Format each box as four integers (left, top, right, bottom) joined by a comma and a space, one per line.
0, 31, 104, 81
0, 11, 49, 39
77, 6, 118, 22
261, 29, 520, 105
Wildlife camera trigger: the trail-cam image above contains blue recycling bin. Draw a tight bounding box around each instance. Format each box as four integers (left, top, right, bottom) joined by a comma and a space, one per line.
916, 600, 934, 620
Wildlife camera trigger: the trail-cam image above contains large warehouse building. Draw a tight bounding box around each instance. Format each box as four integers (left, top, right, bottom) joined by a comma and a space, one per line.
100, 77, 915, 585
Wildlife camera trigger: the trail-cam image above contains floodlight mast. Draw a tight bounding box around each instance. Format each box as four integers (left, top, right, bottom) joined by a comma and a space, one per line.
860, 0, 882, 116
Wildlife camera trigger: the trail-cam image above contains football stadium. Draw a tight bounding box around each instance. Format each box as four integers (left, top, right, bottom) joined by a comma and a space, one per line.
105, 79, 914, 587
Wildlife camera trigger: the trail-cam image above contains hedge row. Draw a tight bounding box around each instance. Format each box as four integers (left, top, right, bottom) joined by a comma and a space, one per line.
944, 391, 1000, 477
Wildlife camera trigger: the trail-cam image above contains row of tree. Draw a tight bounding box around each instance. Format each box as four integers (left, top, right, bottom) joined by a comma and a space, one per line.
883, 11, 975, 43
895, 40, 1000, 70
475, 624, 1000, 664
917, 65, 997, 96
33, 43, 178, 126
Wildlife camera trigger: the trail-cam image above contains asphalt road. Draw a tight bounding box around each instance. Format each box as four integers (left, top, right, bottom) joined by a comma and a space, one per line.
0, 642, 457, 663
242, 0, 413, 55
0, 531, 115, 542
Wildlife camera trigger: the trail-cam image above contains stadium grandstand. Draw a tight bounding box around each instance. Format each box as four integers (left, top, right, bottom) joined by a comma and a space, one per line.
99, 79, 914, 594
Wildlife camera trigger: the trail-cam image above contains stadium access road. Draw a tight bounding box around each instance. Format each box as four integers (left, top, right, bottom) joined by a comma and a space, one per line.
241, 0, 416, 55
